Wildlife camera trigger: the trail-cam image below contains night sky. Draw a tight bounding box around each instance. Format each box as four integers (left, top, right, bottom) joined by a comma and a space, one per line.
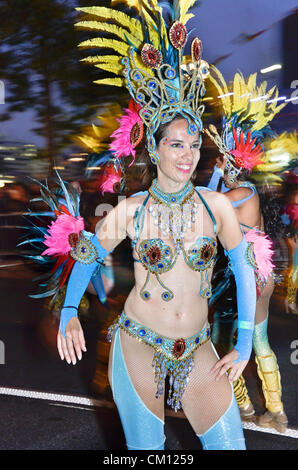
0, 0, 297, 148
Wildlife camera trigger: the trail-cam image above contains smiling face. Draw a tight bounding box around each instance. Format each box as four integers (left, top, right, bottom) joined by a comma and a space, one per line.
155, 118, 201, 191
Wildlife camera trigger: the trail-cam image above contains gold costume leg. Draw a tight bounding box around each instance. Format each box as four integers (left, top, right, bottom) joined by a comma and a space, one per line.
285, 273, 298, 314
255, 352, 288, 433
233, 375, 255, 421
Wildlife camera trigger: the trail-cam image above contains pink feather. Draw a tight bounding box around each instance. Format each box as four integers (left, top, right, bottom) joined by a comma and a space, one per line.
109, 107, 142, 166
245, 229, 274, 280
100, 174, 121, 195
42, 213, 84, 256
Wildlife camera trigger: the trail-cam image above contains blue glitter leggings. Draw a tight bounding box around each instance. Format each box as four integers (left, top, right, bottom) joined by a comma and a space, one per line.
197, 393, 246, 450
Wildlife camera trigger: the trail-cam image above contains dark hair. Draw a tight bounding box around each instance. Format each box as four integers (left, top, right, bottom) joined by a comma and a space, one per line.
134, 115, 200, 187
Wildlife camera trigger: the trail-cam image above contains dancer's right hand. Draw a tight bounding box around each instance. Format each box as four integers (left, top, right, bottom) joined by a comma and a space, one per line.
215, 155, 227, 170
57, 317, 87, 365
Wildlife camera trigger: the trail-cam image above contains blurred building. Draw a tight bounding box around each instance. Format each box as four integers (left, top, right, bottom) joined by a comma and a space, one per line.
0, 139, 90, 185
0, 139, 40, 185
55, 147, 88, 182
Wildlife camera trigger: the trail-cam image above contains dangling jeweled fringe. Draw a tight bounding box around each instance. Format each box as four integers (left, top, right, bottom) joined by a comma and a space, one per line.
152, 351, 195, 412
107, 317, 120, 342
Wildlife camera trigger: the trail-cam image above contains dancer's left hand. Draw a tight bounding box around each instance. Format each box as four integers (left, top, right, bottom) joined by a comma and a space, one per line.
210, 349, 248, 383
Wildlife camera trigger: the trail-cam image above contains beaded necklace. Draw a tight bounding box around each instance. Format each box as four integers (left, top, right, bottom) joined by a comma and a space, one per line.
148, 179, 198, 254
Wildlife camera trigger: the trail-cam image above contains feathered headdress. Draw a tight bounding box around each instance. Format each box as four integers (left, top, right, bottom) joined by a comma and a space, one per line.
75, 0, 209, 167
204, 66, 287, 180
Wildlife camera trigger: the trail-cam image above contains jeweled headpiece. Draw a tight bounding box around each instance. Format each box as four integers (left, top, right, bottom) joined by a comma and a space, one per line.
205, 66, 287, 180
75, 0, 209, 167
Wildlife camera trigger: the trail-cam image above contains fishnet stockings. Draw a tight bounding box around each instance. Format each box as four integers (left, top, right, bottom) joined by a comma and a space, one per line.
181, 341, 232, 434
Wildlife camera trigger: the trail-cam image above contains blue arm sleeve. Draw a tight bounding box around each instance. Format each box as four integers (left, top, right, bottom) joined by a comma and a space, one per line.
207, 166, 223, 190
225, 236, 256, 362
207, 166, 230, 193
59, 234, 111, 337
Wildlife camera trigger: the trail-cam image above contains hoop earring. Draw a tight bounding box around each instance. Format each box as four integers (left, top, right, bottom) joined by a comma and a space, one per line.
149, 152, 160, 165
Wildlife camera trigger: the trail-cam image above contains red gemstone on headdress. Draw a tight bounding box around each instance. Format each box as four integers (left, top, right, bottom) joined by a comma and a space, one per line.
169, 22, 187, 49
172, 338, 186, 359
130, 121, 144, 148
141, 44, 162, 69
191, 37, 202, 61
68, 232, 79, 248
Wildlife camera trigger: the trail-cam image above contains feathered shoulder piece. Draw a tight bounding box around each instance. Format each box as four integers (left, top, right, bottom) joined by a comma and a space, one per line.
19, 173, 87, 304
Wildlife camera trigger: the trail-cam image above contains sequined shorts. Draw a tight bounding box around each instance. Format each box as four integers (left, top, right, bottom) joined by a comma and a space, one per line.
107, 311, 211, 412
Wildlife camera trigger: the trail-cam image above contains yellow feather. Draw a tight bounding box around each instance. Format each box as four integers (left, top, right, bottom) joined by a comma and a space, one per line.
94, 62, 124, 75
242, 74, 255, 109
75, 21, 143, 48
141, 10, 160, 50
232, 73, 243, 112
179, 0, 196, 25
111, 0, 140, 10
269, 132, 298, 154
253, 132, 297, 174
76, 135, 100, 151
247, 73, 257, 92
140, 2, 168, 49
75, 7, 142, 37
210, 66, 232, 116
78, 38, 130, 56
75, 103, 123, 152
110, 0, 160, 14
266, 85, 276, 100
207, 75, 230, 117
82, 52, 153, 77
92, 123, 103, 138
81, 55, 123, 65
94, 78, 125, 87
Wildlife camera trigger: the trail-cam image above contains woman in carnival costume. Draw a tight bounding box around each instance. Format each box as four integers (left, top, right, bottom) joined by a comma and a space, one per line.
205, 68, 289, 432
27, 1, 258, 450
282, 171, 298, 314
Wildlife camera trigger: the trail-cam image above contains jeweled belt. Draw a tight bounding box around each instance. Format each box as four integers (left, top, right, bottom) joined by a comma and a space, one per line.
107, 311, 211, 412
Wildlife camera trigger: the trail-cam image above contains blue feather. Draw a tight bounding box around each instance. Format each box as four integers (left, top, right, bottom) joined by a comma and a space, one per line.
55, 172, 75, 217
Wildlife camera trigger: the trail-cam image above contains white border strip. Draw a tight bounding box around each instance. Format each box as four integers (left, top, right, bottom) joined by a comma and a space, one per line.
0, 387, 297, 439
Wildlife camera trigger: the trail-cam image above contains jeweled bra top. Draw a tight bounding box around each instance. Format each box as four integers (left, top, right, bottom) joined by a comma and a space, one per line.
131, 180, 218, 302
